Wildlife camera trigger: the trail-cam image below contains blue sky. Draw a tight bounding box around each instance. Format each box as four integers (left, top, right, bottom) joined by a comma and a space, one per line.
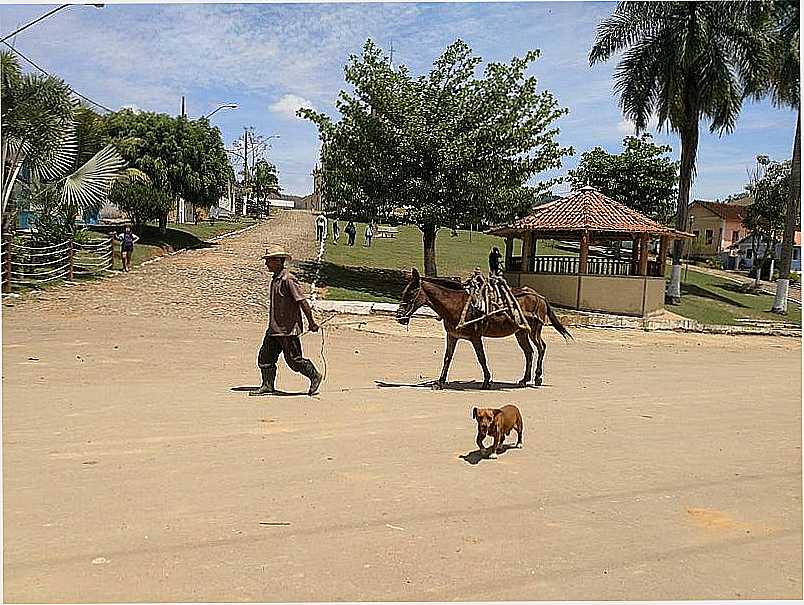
1, 1, 797, 197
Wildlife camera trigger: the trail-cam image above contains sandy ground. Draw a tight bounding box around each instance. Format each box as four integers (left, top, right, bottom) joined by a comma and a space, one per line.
3, 213, 802, 602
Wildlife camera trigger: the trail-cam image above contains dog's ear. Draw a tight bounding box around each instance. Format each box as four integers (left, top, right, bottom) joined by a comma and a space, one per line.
492, 408, 503, 417
472, 407, 477, 419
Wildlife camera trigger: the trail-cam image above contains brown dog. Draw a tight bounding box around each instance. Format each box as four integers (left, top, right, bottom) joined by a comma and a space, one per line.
472, 405, 523, 459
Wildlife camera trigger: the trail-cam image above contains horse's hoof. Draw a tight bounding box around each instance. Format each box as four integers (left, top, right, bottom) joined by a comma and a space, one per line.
481, 382, 491, 390
432, 381, 445, 390
488, 452, 498, 459
515, 443, 523, 449
534, 377, 543, 387
518, 379, 529, 387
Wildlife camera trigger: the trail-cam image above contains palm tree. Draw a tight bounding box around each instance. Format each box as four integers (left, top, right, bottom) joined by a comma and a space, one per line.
1, 52, 125, 235
768, 0, 800, 313
590, 2, 772, 302
251, 159, 280, 216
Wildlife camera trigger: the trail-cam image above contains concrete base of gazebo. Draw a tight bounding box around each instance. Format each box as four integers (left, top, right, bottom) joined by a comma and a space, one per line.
505, 271, 667, 317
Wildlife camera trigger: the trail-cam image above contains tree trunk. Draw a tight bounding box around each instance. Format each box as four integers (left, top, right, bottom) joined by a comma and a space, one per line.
422, 224, 438, 277
667, 112, 700, 303
159, 213, 167, 235
773, 108, 801, 314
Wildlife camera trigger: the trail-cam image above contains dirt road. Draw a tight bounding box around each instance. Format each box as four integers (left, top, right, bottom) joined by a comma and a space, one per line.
3, 211, 802, 601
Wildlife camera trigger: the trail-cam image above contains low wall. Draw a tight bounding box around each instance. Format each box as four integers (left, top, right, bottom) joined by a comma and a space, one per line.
505, 272, 666, 317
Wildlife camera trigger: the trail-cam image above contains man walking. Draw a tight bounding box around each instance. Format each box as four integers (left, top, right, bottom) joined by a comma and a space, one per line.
251, 245, 323, 396
345, 220, 357, 247
315, 213, 327, 242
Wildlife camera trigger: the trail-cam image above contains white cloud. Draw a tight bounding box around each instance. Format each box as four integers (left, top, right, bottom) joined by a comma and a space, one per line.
270, 94, 316, 120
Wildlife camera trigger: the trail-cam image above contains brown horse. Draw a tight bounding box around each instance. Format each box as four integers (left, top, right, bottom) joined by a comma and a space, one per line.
396, 268, 572, 389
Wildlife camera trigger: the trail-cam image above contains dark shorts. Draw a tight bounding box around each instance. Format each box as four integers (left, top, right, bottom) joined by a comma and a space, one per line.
122, 246, 133, 254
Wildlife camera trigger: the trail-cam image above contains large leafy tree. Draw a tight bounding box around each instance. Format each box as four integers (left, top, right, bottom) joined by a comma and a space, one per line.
109, 171, 172, 233
104, 110, 232, 233
567, 134, 678, 224
301, 39, 572, 276
590, 2, 772, 303
1, 52, 124, 235
742, 156, 790, 287
768, 0, 800, 313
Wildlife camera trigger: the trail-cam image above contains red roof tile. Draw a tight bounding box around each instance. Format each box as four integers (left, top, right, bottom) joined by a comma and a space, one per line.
489, 186, 680, 237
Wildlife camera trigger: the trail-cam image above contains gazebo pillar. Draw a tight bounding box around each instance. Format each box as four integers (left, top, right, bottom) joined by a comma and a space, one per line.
638, 234, 649, 276
521, 233, 532, 272
504, 236, 514, 271
579, 230, 589, 275
657, 235, 670, 277
630, 237, 640, 275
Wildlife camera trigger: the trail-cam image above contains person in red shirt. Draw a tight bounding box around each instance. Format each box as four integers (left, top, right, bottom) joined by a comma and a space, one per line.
251, 245, 322, 396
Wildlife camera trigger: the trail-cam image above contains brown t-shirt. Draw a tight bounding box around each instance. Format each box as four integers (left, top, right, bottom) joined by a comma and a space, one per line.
268, 268, 307, 336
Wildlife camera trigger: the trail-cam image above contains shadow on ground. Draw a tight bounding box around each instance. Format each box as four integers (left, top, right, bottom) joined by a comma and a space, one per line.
459, 443, 520, 465
138, 226, 216, 252
296, 261, 407, 301
375, 379, 535, 392
230, 385, 311, 397
681, 282, 751, 309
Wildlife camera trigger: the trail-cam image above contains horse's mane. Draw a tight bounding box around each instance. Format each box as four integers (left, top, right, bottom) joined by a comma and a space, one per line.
420, 276, 465, 291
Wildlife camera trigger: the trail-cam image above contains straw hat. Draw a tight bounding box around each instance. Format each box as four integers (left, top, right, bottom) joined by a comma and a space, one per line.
261, 244, 292, 261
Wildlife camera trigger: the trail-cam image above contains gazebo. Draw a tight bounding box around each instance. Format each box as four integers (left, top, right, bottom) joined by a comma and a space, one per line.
488, 186, 693, 317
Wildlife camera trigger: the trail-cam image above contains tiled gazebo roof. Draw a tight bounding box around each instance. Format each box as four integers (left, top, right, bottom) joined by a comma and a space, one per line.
489, 186, 691, 239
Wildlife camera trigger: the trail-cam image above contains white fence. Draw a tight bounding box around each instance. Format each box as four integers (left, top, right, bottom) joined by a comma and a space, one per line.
2, 237, 113, 291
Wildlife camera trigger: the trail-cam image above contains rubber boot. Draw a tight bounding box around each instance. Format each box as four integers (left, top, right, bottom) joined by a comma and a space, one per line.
303, 362, 323, 396
249, 366, 276, 396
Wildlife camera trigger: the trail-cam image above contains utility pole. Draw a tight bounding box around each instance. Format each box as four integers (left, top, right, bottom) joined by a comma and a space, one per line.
181, 95, 186, 118
243, 127, 249, 216
389, 40, 395, 69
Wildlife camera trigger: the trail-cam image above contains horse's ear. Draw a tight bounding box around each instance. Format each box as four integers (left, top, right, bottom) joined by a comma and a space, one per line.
472, 407, 477, 419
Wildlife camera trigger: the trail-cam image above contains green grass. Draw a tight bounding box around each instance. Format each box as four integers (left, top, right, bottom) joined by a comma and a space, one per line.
669, 265, 801, 326
313, 223, 570, 302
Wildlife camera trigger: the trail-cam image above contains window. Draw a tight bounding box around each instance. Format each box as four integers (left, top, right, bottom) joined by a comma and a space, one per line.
732, 230, 740, 243
705, 229, 714, 245
795, 248, 800, 261
746, 249, 753, 259
693, 230, 700, 238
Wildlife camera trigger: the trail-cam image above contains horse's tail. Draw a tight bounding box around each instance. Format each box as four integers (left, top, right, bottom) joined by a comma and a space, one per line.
545, 300, 573, 341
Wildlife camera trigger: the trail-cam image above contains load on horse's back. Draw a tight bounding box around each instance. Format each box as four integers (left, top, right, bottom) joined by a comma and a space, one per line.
458, 268, 530, 333
396, 267, 572, 389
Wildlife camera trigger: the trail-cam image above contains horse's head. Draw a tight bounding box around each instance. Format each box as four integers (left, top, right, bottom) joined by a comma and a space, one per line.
396, 267, 427, 325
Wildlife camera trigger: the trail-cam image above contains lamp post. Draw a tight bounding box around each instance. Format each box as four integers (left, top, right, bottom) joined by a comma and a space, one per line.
203, 103, 238, 120
1, 4, 103, 43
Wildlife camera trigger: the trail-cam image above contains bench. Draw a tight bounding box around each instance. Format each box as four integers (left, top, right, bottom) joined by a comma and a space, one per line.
376, 225, 399, 238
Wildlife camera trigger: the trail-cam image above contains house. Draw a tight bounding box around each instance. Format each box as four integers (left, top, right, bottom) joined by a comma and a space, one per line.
724, 231, 801, 272
686, 200, 748, 256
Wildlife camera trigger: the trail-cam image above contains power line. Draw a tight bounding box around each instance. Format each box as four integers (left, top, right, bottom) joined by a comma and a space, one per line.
0, 4, 69, 43
2, 41, 115, 113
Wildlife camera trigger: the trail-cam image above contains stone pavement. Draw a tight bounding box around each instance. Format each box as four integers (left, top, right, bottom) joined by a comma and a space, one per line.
2, 210, 318, 322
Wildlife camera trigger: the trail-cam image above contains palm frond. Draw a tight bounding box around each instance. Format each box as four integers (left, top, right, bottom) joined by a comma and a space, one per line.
61, 145, 126, 213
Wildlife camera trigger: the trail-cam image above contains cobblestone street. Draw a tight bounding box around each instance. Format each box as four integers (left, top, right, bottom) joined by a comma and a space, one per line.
3, 210, 318, 322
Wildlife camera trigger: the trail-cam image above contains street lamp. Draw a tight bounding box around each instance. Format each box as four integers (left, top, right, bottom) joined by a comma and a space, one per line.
1, 4, 103, 43
203, 103, 238, 120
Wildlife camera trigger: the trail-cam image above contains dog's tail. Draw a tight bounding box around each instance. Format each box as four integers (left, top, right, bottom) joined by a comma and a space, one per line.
546, 301, 573, 341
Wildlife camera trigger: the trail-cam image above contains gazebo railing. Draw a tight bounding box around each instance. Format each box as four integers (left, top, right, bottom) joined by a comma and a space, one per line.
533, 255, 579, 275
588, 257, 632, 276
508, 255, 635, 276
